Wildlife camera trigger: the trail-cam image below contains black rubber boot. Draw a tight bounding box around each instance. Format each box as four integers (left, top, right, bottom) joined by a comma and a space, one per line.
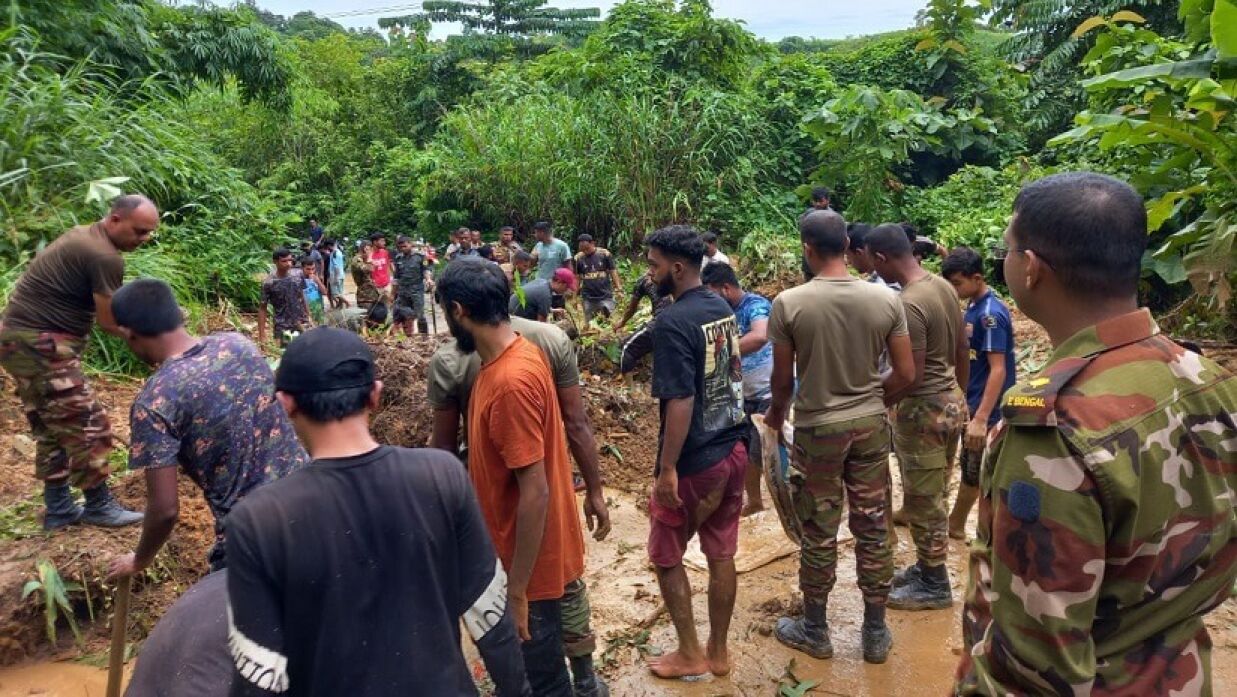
570, 655, 609, 697
891, 562, 923, 589
861, 602, 893, 664
42, 481, 83, 531
81, 483, 143, 528
887, 563, 952, 610
417, 318, 429, 334
775, 598, 832, 659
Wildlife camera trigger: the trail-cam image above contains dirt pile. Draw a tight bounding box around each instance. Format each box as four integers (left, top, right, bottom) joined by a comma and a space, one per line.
581, 379, 659, 496
0, 473, 213, 665
369, 334, 452, 447
368, 333, 661, 494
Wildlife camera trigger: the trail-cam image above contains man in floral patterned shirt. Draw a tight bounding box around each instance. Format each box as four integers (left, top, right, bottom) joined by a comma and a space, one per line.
107, 279, 307, 579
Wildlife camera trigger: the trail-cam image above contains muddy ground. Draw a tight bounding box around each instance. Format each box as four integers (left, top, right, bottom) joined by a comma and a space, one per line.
0, 310, 1234, 696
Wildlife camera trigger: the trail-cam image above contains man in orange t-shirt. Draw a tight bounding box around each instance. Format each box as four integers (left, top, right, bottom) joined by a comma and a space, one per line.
437, 258, 585, 697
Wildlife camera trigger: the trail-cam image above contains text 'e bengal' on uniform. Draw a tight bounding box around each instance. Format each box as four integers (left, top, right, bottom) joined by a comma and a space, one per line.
956, 309, 1237, 697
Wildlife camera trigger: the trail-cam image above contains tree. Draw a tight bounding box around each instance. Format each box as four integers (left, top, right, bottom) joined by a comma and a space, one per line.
2, 0, 293, 108
989, 0, 1181, 145
1050, 1, 1237, 312
380, 0, 600, 58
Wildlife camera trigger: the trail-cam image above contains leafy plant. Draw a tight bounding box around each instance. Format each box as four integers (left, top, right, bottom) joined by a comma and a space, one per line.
778, 658, 820, 697
1049, 1, 1237, 306
22, 559, 84, 646
803, 85, 998, 222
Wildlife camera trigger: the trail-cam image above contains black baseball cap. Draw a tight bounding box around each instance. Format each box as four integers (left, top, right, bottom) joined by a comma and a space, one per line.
275, 328, 375, 394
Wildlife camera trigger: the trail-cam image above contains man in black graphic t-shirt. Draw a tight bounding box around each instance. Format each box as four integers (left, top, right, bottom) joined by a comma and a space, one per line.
643, 226, 747, 682
225, 328, 529, 697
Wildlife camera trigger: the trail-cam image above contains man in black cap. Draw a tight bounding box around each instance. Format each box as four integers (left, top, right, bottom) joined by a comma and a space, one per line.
224, 327, 530, 697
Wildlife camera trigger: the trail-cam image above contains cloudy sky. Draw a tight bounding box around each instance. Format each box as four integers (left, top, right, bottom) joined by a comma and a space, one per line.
248, 1, 927, 41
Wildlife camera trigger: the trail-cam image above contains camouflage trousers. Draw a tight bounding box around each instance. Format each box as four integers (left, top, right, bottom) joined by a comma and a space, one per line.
0, 329, 112, 490
893, 389, 966, 568
790, 413, 894, 604
560, 577, 596, 657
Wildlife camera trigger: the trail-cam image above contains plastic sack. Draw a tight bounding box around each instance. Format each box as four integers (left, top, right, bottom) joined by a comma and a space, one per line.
751, 413, 803, 545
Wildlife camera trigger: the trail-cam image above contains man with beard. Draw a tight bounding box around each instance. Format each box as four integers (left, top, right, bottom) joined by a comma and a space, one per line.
642, 226, 747, 680
427, 264, 612, 697
436, 258, 589, 697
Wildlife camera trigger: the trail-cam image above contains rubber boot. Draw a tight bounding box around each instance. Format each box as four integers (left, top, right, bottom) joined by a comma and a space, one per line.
888, 563, 952, 611
417, 318, 429, 335
891, 562, 922, 590
569, 655, 609, 697
949, 483, 979, 540
775, 598, 832, 659
42, 480, 84, 531
861, 602, 893, 664
81, 483, 143, 527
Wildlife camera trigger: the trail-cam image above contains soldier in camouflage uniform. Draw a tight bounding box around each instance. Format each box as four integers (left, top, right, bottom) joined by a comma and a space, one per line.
391, 235, 432, 335
765, 211, 916, 664
350, 240, 380, 308
0, 195, 156, 530
867, 223, 970, 610
955, 172, 1237, 695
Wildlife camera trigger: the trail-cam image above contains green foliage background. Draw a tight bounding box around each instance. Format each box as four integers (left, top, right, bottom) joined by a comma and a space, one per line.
2, 0, 1235, 365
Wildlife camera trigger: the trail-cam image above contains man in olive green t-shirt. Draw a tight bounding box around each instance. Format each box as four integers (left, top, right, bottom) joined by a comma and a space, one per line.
0, 194, 158, 530
426, 312, 611, 697
764, 211, 916, 665
867, 223, 969, 612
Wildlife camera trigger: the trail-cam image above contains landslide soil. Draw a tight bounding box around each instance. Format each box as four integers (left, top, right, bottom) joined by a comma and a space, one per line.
0, 313, 1233, 697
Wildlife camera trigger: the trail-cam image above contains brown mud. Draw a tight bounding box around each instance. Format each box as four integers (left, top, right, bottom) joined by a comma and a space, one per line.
0, 314, 1233, 696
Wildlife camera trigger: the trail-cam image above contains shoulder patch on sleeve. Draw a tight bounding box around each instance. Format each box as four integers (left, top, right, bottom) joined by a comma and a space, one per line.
982, 315, 997, 329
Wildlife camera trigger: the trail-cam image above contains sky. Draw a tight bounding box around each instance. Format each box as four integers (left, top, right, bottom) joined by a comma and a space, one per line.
247, 1, 927, 41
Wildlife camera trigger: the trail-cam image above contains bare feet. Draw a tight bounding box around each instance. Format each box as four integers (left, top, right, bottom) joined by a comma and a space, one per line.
647, 650, 710, 679
706, 641, 730, 676
741, 502, 764, 517
948, 527, 967, 541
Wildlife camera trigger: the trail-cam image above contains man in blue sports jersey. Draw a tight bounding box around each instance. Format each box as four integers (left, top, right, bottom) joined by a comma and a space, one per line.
941, 247, 1016, 540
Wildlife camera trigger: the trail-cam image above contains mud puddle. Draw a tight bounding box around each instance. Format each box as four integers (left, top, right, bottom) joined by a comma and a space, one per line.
0, 661, 129, 696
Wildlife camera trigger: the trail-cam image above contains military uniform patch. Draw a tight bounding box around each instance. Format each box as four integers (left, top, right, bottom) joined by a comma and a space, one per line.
1007, 481, 1040, 523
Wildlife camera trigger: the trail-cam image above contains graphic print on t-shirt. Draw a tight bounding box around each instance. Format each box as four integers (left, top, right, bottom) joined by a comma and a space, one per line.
701, 315, 744, 432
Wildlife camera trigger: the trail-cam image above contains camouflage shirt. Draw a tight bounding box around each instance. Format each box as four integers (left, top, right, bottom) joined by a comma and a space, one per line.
956, 309, 1237, 696
261, 271, 307, 332
129, 333, 308, 544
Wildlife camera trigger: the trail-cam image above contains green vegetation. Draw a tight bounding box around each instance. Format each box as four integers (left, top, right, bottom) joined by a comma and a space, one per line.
2, 0, 1234, 370
22, 559, 84, 646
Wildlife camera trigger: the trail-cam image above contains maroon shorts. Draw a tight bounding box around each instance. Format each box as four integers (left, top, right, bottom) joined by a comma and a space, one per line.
648, 441, 747, 568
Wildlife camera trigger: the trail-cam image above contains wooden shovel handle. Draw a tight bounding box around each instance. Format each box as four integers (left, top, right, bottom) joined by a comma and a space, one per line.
107, 576, 132, 697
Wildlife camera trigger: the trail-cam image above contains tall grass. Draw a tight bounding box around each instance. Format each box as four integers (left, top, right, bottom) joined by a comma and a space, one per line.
421, 81, 782, 249
0, 30, 296, 374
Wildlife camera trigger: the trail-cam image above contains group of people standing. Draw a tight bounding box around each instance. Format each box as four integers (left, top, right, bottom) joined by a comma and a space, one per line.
0, 170, 1233, 697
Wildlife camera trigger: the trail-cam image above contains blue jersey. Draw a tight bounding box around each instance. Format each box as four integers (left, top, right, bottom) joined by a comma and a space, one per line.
964, 290, 1016, 426
734, 291, 773, 400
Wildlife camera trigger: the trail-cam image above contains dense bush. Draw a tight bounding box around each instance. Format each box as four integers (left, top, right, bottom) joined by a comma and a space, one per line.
901, 163, 1053, 253
0, 34, 295, 307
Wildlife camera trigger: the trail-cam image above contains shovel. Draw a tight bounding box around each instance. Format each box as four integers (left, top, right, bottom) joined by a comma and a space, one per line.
107, 576, 132, 697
